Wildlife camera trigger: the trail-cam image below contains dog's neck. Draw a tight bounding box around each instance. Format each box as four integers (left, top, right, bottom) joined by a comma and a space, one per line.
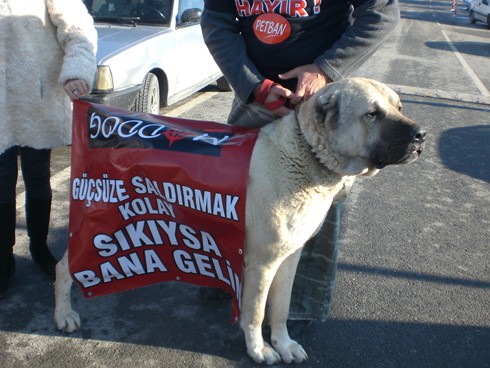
290, 111, 345, 177
293, 109, 373, 177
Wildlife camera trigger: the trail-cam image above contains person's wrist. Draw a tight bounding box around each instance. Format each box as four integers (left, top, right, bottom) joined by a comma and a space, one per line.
255, 79, 275, 105
255, 79, 286, 111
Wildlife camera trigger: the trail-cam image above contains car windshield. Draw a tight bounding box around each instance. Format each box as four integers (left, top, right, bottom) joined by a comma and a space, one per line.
83, 0, 172, 26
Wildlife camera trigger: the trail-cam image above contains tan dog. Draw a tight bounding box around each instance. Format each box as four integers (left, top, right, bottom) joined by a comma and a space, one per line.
54, 78, 425, 365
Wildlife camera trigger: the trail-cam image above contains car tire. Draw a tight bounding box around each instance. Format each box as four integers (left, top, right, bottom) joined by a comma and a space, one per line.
134, 73, 160, 114
216, 76, 232, 92
469, 10, 476, 23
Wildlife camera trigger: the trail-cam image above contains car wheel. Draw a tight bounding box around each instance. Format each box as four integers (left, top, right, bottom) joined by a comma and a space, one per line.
469, 10, 476, 23
134, 73, 160, 114
216, 76, 232, 92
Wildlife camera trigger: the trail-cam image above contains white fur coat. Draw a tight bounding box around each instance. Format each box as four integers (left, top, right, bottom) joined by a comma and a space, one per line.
0, 0, 97, 154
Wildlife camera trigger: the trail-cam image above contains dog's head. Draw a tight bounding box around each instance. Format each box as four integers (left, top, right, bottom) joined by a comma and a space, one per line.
297, 77, 425, 176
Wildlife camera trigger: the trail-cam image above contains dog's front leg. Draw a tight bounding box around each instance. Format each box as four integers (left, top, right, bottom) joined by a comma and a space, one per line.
268, 249, 308, 363
54, 251, 80, 333
241, 263, 281, 365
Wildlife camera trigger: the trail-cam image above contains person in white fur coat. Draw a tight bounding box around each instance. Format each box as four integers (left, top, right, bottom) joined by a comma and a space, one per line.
0, 0, 97, 296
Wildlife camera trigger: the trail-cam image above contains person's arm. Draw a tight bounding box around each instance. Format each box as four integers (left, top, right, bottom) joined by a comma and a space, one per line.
46, 0, 98, 92
201, 2, 263, 104
285, 0, 400, 104
315, 0, 400, 82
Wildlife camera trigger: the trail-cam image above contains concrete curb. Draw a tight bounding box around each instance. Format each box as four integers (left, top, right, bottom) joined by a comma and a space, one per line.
388, 84, 490, 106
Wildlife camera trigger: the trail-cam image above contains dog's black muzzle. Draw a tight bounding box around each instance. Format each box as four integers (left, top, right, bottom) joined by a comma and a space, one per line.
372, 117, 426, 169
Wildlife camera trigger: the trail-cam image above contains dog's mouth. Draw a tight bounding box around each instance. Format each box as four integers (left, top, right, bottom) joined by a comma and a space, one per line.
374, 145, 423, 169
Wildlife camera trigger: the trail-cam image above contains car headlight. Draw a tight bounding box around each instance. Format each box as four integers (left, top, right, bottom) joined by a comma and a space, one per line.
92, 65, 114, 94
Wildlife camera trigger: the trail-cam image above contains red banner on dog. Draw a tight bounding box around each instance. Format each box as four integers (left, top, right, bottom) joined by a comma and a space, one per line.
68, 100, 259, 322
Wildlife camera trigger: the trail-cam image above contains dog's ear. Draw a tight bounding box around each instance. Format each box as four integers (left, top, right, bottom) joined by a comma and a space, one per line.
315, 90, 339, 128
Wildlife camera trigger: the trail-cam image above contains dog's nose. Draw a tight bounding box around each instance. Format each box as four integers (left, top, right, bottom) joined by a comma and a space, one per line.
413, 129, 426, 144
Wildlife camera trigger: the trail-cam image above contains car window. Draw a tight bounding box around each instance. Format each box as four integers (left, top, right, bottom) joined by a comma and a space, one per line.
84, 0, 172, 25
176, 0, 203, 25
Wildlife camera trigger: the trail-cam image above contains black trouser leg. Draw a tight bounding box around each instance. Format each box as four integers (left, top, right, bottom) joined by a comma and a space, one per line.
20, 147, 56, 278
0, 202, 16, 296
0, 147, 19, 296
25, 196, 57, 278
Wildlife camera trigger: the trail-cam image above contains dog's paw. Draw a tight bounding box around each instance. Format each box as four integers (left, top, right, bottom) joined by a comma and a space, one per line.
247, 341, 282, 365
273, 339, 308, 364
54, 309, 81, 333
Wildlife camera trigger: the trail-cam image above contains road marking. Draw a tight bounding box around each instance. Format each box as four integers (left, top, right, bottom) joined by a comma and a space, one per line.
439, 28, 490, 97
428, 0, 489, 97
387, 84, 490, 105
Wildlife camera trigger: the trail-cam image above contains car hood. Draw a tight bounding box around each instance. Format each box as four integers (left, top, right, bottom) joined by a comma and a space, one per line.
95, 24, 171, 64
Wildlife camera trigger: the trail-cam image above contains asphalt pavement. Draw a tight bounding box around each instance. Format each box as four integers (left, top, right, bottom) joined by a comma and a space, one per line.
1, 1, 489, 367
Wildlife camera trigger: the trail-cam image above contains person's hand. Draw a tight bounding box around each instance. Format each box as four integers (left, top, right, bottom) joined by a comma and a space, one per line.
254, 80, 294, 117
64, 79, 89, 101
278, 64, 329, 105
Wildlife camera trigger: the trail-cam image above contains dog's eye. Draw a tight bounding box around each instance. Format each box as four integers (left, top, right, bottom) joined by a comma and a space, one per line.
365, 111, 379, 119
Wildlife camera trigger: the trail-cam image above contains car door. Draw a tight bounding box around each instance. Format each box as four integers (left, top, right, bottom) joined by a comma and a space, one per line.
473, 0, 489, 21
172, 0, 221, 93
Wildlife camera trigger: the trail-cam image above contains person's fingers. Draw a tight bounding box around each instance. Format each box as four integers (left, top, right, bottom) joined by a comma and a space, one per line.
302, 84, 317, 101
64, 80, 89, 100
64, 84, 78, 101
270, 83, 293, 99
278, 67, 300, 82
72, 80, 88, 96
279, 67, 307, 104
290, 88, 304, 105
279, 64, 329, 103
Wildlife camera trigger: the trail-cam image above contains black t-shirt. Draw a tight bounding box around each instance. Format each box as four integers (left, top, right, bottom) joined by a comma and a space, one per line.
204, 0, 352, 90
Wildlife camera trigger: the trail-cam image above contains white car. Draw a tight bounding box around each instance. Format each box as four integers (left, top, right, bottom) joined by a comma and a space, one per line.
469, 0, 490, 29
81, 0, 231, 114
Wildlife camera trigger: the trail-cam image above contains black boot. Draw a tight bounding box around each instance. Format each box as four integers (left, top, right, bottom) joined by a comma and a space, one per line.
26, 197, 57, 279
0, 202, 16, 296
